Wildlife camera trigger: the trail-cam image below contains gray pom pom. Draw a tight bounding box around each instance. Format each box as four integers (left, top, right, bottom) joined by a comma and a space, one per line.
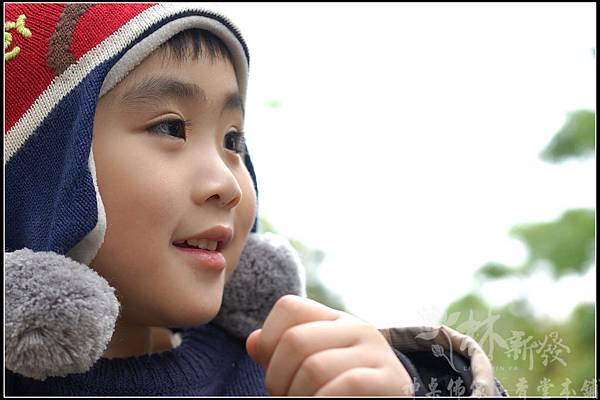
213, 232, 306, 339
5, 249, 120, 380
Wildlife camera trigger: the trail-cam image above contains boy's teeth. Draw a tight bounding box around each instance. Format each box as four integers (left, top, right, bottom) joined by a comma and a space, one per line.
185, 239, 218, 251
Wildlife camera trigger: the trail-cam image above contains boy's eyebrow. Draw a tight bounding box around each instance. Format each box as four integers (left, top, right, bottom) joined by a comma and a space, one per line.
222, 91, 245, 117
119, 76, 244, 116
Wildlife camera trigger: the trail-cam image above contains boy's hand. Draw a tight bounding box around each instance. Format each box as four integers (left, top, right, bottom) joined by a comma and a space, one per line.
246, 295, 414, 396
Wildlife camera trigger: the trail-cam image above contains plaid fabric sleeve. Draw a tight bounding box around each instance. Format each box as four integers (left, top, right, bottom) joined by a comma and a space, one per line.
382, 326, 508, 396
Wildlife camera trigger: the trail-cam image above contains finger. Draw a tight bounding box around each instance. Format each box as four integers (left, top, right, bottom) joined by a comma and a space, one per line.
258, 295, 342, 366
265, 320, 362, 395
245, 329, 262, 367
314, 367, 384, 396
287, 347, 377, 396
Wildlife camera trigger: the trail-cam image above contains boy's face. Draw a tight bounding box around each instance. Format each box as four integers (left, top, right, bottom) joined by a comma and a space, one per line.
90, 49, 256, 329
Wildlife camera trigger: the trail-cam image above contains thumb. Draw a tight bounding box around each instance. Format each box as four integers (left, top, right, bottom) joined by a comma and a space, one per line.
246, 329, 264, 367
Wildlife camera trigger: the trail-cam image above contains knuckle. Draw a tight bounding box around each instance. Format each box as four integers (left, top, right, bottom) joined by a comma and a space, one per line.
274, 294, 300, 314
345, 369, 384, 394
367, 325, 390, 346
349, 320, 379, 340
342, 370, 368, 392
359, 321, 379, 335
302, 354, 327, 382
280, 326, 305, 348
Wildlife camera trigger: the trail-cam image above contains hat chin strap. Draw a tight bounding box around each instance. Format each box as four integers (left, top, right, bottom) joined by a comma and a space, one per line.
67, 149, 107, 266
5, 233, 306, 380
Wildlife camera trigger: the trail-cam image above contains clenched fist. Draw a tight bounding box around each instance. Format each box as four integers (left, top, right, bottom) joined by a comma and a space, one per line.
246, 295, 414, 396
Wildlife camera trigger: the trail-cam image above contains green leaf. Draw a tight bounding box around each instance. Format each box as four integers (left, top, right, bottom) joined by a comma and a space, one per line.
258, 215, 278, 234
306, 280, 346, 311
540, 110, 595, 162
510, 208, 595, 278
265, 99, 282, 109
476, 262, 522, 279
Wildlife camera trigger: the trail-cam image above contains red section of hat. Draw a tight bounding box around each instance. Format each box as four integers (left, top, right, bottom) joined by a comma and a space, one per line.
70, 3, 157, 60
5, 3, 65, 134
4, 3, 157, 136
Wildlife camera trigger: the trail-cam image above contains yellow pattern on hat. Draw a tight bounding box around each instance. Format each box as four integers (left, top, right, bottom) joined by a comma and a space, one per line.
4, 14, 32, 61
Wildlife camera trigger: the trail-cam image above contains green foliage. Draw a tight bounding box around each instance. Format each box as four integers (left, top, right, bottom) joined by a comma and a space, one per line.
257, 216, 278, 234
305, 280, 346, 312
511, 209, 595, 278
288, 238, 325, 274
477, 108, 596, 280
454, 106, 596, 395
441, 295, 596, 396
540, 110, 595, 162
477, 262, 523, 279
476, 208, 595, 279
265, 99, 282, 109
258, 216, 346, 311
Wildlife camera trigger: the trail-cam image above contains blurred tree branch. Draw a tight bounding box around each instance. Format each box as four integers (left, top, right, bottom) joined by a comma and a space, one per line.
540, 110, 595, 163
478, 107, 595, 280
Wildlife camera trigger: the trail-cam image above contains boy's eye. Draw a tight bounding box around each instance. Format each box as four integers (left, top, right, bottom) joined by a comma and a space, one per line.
147, 119, 190, 140
224, 131, 246, 155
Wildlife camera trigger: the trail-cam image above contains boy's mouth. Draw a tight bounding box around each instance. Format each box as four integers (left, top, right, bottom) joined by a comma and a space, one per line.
172, 225, 233, 253
173, 239, 223, 252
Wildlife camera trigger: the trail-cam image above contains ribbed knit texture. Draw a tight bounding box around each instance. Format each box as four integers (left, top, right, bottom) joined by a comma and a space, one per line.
5, 324, 268, 396
6, 3, 259, 263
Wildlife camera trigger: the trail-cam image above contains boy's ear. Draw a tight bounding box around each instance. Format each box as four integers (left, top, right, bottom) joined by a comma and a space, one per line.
5, 249, 120, 381
213, 232, 307, 340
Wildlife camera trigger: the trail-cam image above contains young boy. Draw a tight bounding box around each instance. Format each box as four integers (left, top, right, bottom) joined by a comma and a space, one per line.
5, 3, 506, 396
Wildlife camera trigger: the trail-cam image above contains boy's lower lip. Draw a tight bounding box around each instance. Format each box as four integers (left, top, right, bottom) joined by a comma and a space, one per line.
173, 246, 226, 271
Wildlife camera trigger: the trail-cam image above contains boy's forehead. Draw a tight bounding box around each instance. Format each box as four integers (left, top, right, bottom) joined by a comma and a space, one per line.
117, 76, 244, 115
119, 50, 236, 92
105, 52, 242, 114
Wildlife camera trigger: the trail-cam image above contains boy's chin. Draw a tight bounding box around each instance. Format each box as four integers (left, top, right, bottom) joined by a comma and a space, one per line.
164, 298, 224, 328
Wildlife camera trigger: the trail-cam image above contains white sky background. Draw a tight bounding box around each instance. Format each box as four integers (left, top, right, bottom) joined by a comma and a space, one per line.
212, 2, 596, 327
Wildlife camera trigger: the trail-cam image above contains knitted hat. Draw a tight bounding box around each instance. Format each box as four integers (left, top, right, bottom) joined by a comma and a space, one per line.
5, 3, 257, 262
5, 3, 304, 381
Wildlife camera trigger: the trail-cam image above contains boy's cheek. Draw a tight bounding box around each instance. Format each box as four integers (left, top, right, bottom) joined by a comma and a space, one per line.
225, 167, 258, 281
224, 230, 250, 282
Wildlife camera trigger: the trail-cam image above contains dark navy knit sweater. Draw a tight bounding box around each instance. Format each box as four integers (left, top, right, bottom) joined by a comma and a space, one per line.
5, 324, 268, 396
5, 323, 506, 396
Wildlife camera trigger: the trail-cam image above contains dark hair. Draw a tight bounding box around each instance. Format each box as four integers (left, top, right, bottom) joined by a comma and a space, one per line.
157, 28, 234, 64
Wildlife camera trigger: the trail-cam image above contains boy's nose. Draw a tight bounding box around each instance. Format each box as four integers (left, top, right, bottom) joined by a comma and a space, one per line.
191, 156, 242, 209
206, 192, 241, 209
